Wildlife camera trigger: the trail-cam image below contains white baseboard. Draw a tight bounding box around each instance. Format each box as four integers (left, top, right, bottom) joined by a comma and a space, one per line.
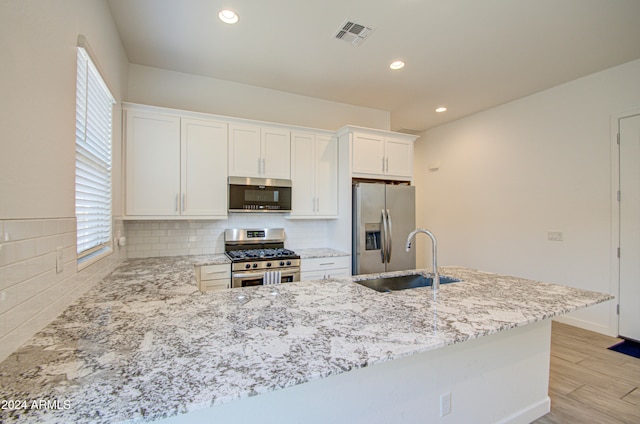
496, 397, 551, 424
553, 316, 617, 337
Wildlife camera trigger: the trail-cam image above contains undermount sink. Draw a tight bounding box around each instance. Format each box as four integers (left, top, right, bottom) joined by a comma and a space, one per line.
354, 274, 460, 293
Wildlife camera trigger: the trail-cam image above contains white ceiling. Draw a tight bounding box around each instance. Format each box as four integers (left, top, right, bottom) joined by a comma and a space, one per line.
106, 0, 640, 132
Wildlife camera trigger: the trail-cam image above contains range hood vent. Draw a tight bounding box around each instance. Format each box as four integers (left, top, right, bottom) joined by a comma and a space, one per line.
333, 20, 375, 46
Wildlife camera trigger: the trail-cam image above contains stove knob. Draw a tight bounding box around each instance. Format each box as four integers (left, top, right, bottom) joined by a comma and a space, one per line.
266, 262, 272, 267
245, 263, 251, 269
279, 261, 285, 266
252, 263, 258, 268
286, 260, 291, 266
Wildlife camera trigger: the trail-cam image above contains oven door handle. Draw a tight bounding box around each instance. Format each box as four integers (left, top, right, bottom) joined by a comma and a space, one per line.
233, 272, 265, 279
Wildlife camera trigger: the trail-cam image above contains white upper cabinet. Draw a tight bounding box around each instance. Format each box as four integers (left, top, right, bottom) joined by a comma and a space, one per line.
290, 131, 338, 218
124, 106, 228, 219
181, 118, 228, 217
125, 111, 181, 216
228, 123, 291, 179
383, 137, 414, 178
349, 128, 416, 180
352, 133, 386, 176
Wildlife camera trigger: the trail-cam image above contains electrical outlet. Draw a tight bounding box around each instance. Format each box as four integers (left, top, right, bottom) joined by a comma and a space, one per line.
440, 392, 451, 417
547, 231, 563, 242
56, 247, 64, 273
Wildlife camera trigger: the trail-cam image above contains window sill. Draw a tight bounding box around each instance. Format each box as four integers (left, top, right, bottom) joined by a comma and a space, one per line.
77, 246, 113, 271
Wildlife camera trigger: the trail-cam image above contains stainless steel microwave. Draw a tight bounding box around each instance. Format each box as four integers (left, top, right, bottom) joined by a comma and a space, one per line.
228, 177, 292, 212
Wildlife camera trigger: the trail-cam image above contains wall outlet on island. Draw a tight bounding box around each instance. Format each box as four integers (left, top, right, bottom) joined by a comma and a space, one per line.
440, 392, 451, 417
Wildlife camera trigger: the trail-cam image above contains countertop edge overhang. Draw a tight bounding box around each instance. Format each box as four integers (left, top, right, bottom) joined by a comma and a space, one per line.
0, 257, 613, 424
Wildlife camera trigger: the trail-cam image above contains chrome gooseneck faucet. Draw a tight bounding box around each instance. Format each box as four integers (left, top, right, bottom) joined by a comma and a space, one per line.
406, 229, 440, 294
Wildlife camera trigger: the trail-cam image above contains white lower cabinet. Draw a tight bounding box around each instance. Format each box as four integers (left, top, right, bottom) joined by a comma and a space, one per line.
196, 264, 231, 292
301, 256, 350, 281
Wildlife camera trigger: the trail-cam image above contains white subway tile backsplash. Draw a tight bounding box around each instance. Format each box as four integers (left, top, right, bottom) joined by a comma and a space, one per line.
0, 284, 18, 315
0, 218, 126, 362
123, 216, 329, 258
4, 220, 27, 241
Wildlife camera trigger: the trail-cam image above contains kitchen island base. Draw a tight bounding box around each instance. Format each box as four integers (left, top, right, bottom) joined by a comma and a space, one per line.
161, 320, 551, 424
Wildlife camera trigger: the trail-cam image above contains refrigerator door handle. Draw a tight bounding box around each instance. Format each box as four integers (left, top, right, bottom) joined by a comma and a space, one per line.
380, 209, 387, 264
386, 209, 392, 263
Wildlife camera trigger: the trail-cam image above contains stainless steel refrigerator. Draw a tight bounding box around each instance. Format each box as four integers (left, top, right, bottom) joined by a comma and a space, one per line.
352, 182, 416, 275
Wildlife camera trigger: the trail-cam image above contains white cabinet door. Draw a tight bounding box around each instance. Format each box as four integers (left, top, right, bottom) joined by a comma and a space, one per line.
300, 256, 350, 281
228, 124, 261, 177
385, 137, 413, 178
196, 264, 231, 292
291, 132, 316, 215
351, 131, 416, 180
181, 119, 228, 217
315, 135, 338, 216
229, 124, 291, 179
262, 127, 291, 179
352, 133, 385, 175
125, 111, 181, 216
290, 132, 338, 218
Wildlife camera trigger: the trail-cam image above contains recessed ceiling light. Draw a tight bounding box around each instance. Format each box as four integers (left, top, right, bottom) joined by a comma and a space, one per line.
389, 60, 405, 70
218, 9, 239, 24
435, 107, 448, 113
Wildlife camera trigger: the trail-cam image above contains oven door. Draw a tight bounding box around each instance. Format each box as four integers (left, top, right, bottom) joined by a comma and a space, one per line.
231, 268, 300, 288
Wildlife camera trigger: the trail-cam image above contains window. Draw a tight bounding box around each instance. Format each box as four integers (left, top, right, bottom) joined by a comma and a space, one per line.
75, 46, 115, 263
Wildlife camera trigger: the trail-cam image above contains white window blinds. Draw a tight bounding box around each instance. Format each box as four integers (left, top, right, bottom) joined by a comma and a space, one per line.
75, 47, 115, 259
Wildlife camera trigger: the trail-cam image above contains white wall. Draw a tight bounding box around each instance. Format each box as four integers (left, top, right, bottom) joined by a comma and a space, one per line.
127, 64, 390, 132
414, 59, 640, 336
0, 0, 129, 361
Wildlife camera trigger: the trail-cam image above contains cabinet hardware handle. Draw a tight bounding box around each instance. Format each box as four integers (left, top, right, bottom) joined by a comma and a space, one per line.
382, 157, 385, 172
386, 157, 389, 172
175, 194, 179, 212
262, 158, 266, 176
205, 270, 227, 275
182, 194, 186, 212
320, 262, 335, 266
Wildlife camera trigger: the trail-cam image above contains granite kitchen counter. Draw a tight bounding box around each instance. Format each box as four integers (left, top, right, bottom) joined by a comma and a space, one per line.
188, 253, 231, 266
296, 248, 349, 259
0, 257, 612, 423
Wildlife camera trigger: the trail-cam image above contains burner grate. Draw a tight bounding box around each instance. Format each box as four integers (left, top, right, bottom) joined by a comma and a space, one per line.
226, 248, 298, 261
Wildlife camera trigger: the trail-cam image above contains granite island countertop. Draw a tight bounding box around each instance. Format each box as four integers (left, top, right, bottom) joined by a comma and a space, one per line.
0, 257, 612, 423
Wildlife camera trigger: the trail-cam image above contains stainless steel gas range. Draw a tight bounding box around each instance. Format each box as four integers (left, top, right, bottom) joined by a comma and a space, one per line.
224, 228, 300, 288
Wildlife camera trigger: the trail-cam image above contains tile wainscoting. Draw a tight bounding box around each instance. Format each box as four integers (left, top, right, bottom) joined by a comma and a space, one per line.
125, 214, 331, 258
0, 214, 329, 361
0, 218, 126, 362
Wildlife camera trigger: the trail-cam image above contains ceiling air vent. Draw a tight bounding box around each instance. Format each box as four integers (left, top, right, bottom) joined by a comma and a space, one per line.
333, 20, 375, 46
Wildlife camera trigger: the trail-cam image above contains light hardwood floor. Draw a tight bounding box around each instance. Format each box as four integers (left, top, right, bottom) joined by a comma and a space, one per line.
533, 321, 640, 424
